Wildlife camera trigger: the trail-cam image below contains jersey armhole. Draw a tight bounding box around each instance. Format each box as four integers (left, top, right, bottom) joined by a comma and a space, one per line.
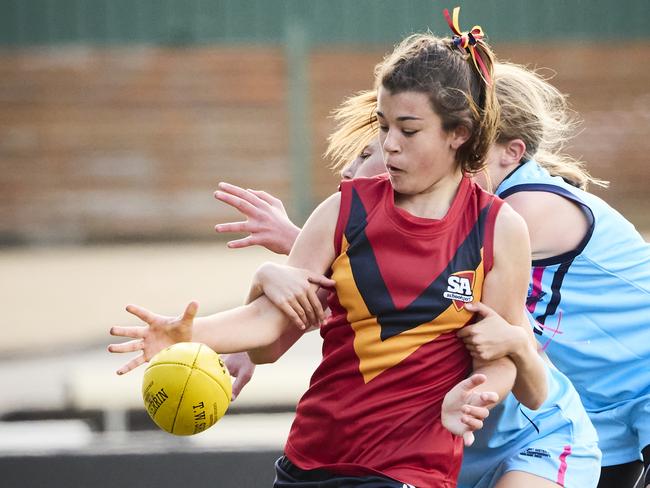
483, 199, 505, 274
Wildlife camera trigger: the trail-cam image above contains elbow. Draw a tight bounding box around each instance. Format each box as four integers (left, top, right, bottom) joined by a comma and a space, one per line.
248, 346, 282, 365
522, 394, 546, 411
518, 384, 548, 410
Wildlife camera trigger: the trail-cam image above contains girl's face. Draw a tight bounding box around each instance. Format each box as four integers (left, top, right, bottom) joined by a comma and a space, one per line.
340, 138, 385, 180
376, 87, 467, 195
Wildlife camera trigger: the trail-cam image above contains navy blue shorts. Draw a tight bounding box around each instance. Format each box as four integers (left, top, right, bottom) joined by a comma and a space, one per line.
273, 456, 413, 487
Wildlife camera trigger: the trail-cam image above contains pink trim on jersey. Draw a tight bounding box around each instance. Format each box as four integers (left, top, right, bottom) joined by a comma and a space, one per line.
528, 266, 545, 314
556, 445, 572, 486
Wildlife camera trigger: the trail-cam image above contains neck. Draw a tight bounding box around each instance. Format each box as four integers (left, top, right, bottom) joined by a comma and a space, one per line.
394, 170, 464, 219
490, 161, 522, 191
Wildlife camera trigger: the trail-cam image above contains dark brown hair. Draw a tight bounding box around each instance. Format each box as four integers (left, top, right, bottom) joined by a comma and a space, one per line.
374, 33, 499, 174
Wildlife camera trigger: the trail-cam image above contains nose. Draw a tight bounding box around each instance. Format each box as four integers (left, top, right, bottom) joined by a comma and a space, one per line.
382, 130, 400, 154
341, 158, 360, 180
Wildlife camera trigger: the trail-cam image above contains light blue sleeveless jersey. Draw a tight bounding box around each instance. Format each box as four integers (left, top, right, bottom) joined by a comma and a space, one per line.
495, 160, 650, 410
468, 357, 593, 449
461, 356, 600, 487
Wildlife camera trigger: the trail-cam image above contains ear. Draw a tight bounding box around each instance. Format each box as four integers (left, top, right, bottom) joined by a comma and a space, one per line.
502, 139, 527, 166
450, 125, 471, 150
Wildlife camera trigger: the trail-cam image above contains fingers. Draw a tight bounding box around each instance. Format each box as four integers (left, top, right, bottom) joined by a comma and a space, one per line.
107, 339, 144, 354
295, 293, 319, 328
226, 236, 255, 249
289, 297, 312, 329
182, 301, 199, 323
116, 354, 146, 375
110, 325, 147, 339
215, 221, 250, 234
479, 391, 499, 405
248, 189, 282, 207
464, 300, 495, 318
215, 190, 259, 217
276, 301, 306, 330
460, 414, 484, 432
462, 431, 475, 447
230, 368, 255, 401
456, 324, 473, 339
216, 182, 267, 210
462, 404, 490, 421
125, 304, 156, 324
306, 289, 326, 324
458, 373, 487, 392
307, 273, 336, 289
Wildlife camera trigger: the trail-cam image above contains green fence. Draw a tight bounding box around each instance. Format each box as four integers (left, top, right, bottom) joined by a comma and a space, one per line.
1, 0, 647, 46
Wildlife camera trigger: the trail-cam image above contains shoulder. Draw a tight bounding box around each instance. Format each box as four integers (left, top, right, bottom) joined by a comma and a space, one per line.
504, 190, 580, 224
493, 201, 529, 243
491, 202, 531, 271
288, 192, 341, 271
502, 190, 590, 260
306, 192, 341, 227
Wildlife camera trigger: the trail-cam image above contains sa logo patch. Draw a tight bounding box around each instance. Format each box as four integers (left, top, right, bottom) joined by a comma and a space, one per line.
443, 271, 475, 311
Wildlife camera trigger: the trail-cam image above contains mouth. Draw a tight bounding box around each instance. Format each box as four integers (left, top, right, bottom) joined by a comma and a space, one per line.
386, 163, 403, 173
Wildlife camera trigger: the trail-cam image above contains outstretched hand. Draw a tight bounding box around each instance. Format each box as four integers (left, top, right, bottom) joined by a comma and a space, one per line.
457, 301, 526, 362
441, 373, 499, 446
214, 182, 301, 255
108, 301, 198, 375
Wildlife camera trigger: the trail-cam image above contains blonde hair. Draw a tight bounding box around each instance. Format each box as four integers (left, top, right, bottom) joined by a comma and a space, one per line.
325, 90, 378, 172
494, 62, 608, 189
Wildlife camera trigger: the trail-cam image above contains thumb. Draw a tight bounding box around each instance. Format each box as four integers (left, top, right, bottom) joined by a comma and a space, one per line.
308, 273, 336, 289
463, 431, 475, 447
479, 391, 499, 406
464, 301, 495, 318
182, 301, 199, 322
459, 373, 487, 392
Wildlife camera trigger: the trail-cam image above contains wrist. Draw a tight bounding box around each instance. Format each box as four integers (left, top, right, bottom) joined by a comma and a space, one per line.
282, 224, 301, 255
508, 327, 534, 364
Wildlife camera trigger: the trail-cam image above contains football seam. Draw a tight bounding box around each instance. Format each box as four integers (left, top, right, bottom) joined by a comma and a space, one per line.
169, 345, 202, 433
191, 366, 231, 405
145, 363, 230, 395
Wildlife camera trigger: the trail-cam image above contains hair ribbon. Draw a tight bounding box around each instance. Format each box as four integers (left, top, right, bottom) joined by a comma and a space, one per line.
443, 7, 492, 85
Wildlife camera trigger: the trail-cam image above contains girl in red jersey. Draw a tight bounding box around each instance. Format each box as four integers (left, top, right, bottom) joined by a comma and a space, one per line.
216, 62, 608, 488
109, 16, 536, 487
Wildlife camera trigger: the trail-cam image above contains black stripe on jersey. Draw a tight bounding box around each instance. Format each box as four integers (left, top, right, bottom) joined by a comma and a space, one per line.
345, 188, 490, 340
535, 259, 573, 327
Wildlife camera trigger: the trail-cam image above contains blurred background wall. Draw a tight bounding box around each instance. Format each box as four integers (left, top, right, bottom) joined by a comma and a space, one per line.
0, 1, 648, 486
1, 0, 649, 246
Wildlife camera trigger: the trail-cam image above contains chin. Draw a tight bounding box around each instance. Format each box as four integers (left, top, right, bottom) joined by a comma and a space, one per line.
389, 179, 416, 196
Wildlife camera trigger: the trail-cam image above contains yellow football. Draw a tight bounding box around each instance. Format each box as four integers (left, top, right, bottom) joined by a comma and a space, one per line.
142, 342, 232, 435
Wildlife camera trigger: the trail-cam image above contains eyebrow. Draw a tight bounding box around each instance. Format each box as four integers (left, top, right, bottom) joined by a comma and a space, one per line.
376, 111, 422, 121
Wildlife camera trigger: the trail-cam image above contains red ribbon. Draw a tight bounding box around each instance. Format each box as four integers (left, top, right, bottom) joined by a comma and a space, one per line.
443, 7, 492, 85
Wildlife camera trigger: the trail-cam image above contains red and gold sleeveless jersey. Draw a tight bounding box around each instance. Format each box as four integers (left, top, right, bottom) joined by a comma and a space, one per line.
285, 174, 504, 488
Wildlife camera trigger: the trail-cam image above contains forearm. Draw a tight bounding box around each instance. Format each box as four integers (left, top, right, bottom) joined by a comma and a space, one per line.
472, 356, 517, 407
192, 297, 289, 353
248, 327, 305, 364
509, 329, 548, 410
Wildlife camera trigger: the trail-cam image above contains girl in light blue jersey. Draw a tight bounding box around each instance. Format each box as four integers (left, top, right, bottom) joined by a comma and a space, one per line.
466, 62, 650, 488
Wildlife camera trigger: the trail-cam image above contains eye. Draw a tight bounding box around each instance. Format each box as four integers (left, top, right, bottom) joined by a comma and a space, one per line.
359, 151, 371, 160
379, 125, 388, 132
402, 129, 418, 137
